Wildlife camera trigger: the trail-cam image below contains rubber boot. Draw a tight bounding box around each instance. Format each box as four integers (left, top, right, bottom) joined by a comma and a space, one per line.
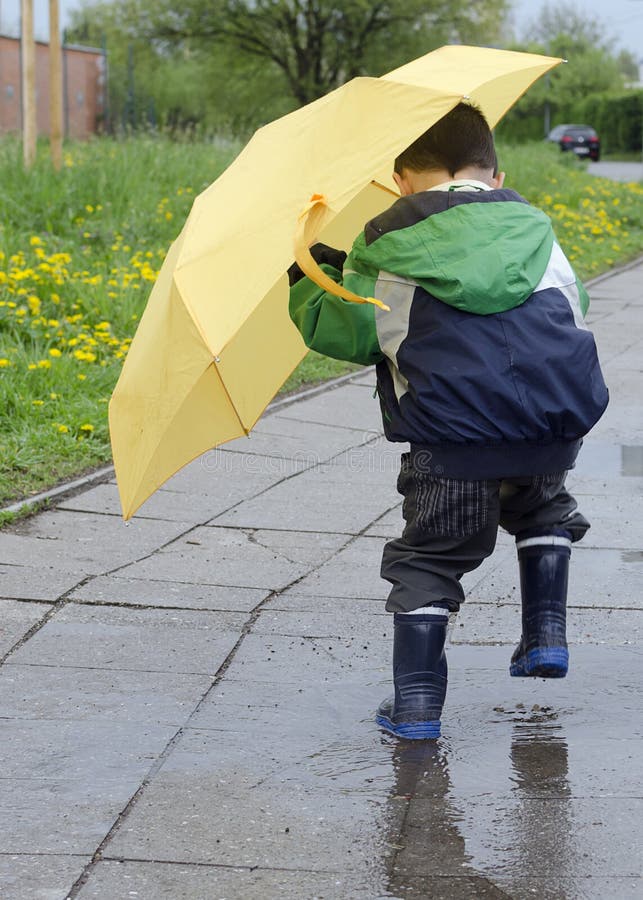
510, 528, 572, 678
377, 610, 448, 740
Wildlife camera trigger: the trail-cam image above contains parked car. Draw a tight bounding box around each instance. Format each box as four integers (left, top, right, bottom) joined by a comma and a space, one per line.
547, 124, 600, 161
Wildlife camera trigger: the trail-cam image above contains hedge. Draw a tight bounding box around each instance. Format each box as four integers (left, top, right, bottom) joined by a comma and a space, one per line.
497, 90, 642, 154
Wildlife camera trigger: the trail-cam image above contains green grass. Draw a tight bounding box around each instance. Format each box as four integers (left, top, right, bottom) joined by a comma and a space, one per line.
1, 136, 641, 511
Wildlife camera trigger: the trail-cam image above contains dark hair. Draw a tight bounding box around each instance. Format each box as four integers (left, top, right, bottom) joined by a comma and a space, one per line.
394, 102, 498, 177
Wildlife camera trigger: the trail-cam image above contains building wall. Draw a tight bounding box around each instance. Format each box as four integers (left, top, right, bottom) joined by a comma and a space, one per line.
0, 35, 105, 139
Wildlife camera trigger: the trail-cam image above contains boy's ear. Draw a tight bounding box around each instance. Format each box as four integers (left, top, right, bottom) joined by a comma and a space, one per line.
492, 170, 506, 189
392, 170, 411, 196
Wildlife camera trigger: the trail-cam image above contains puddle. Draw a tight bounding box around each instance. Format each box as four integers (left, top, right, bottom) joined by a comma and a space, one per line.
573, 442, 643, 477
621, 550, 643, 563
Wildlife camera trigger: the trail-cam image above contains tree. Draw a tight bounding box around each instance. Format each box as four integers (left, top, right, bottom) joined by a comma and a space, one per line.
69, 0, 295, 133
150, 0, 511, 105
528, 1, 612, 52
497, 2, 627, 142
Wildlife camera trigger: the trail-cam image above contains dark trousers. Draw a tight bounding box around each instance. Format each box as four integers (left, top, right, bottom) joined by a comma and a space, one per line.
381, 453, 590, 613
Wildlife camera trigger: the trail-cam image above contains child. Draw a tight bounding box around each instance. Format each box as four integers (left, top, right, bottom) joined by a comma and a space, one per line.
288, 102, 608, 740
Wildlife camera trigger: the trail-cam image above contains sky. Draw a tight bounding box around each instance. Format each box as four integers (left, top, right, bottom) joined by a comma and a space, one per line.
1, 0, 642, 58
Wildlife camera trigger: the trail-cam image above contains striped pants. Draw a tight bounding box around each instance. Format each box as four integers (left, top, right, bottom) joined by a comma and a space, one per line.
381, 452, 589, 613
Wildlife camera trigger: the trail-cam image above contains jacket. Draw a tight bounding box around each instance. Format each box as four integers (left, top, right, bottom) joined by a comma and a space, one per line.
288, 185, 609, 479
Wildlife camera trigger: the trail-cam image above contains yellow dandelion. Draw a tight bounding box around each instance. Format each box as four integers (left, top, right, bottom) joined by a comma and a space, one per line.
0, 358, 12, 367
57, 424, 69, 433
77, 373, 86, 381
49, 348, 62, 358
80, 423, 94, 432
32, 399, 44, 406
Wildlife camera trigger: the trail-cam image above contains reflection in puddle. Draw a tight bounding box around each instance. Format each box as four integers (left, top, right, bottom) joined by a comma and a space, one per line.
507, 723, 573, 886
384, 742, 509, 897
574, 442, 643, 477
381, 722, 576, 896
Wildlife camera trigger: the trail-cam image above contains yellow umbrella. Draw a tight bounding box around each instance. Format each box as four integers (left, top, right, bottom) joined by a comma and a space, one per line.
109, 44, 563, 520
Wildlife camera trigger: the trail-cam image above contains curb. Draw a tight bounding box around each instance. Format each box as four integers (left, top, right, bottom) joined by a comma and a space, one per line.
3, 253, 641, 520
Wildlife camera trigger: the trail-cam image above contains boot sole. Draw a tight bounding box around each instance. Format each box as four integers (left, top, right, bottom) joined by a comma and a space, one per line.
510, 646, 569, 678
376, 714, 441, 740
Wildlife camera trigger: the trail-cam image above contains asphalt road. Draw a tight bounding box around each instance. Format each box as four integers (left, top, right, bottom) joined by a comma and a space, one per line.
587, 160, 643, 182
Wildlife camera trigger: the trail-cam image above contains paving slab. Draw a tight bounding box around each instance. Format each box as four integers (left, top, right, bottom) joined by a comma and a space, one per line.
9, 605, 245, 676
0, 563, 82, 602
0, 510, 191, 575
0, 776, 142, 855
252, 604, 389, 638
69, 574, 269, 612
276, 382, 384, 432
63, 452, 309, 522
76, 860, 383, 900
469, 545, 643, 609
0, 599, 51, 657
0, 853, 91, 900
221, 414, 372, 462
116, 526, 348, 591
450, 601, 639, 645
222, 629, 390, 686
0, 719, 176, 783
286, 535, 389, 599
105, 758, 399, 875
0, 664, 211, 725
212, 470, 398, 533
566, 493, 643, 549
589, 404, 643, 444
572, 438, 643, 480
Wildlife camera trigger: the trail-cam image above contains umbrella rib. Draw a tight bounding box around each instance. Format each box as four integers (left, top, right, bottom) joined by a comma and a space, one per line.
212, 356, 251, 437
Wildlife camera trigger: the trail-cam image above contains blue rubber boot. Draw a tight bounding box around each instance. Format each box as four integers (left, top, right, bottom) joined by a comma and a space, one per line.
377, 610, 448, 740
510, 528, 572, 678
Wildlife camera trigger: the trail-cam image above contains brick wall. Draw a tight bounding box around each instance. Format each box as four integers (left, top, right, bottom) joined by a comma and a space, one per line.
0, 35, 105, 139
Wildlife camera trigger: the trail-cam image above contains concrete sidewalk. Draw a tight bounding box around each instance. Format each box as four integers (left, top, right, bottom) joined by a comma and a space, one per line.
1, 261, 642, 899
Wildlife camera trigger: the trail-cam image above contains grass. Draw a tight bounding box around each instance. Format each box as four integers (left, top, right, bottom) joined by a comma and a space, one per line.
1, 135, 642, 509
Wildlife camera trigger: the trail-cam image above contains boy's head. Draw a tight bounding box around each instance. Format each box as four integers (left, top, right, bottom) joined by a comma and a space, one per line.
393, 102, 504, 195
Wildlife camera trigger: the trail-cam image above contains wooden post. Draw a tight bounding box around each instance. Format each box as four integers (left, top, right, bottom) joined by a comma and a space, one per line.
21, 0, 37, 168
49, 0, 63, 170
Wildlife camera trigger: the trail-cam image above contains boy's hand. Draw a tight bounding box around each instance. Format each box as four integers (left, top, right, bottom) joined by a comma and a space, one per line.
287, 243, 347, 287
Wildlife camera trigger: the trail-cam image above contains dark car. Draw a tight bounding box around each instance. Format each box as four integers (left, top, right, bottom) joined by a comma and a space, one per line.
547, 124, 600, 161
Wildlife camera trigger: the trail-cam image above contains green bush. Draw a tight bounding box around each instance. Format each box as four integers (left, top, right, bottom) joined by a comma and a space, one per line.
571, 91, 642, 155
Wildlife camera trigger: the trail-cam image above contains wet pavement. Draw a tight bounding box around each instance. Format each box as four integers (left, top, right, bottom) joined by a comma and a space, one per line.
0, 259, 642, 899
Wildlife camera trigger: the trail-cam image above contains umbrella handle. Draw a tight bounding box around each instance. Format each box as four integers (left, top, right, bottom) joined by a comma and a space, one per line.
293, 194, 390, 312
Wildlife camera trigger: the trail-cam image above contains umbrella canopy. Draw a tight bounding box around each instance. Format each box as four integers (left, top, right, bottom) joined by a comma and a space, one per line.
109, 44, 562, 520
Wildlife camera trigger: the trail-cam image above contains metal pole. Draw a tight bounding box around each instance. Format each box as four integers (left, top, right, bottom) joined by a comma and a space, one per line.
21, 0, 37, 168
49, 0, 63, 170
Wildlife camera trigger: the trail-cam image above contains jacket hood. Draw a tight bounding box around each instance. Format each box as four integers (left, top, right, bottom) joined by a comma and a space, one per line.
352, 189, 555, 315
